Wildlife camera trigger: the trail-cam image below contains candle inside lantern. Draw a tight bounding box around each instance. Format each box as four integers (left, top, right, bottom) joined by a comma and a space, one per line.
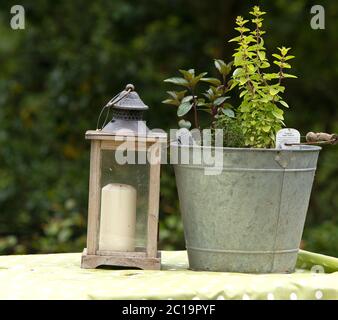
99, 183, 136, 251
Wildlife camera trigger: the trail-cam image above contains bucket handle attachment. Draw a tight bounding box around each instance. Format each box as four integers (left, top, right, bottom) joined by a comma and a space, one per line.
275, 152, 289, 168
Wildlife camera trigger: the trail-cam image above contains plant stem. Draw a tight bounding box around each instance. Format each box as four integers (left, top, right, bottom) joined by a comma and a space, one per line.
193, 103, 199, 129
278, 63, 284, 85
271, 64, 284, 104
191, 89, 200, 129
212, 105, 217, 120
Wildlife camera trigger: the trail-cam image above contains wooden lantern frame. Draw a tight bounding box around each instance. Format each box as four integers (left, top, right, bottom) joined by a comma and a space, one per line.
81, 130, 167, 270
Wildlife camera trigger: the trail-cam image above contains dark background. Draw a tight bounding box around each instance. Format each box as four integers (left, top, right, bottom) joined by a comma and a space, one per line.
0, 0, 337, 256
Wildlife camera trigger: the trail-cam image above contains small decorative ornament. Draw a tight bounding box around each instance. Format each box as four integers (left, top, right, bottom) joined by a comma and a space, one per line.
275, 128, 301, 149
81, 84, 167, 270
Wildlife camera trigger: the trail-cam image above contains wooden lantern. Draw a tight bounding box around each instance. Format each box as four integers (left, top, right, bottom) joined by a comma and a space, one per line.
81, 84, 167, 270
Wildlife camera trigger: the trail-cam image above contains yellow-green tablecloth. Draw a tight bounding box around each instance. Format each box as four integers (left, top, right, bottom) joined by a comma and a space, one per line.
0, 250, 337, 300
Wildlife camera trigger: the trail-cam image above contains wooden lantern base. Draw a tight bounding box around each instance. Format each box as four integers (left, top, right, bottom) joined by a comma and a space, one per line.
81, 249, 161, 270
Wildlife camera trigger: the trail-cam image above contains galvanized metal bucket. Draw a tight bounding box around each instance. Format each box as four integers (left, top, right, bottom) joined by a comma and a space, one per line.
172, 144, 321, 273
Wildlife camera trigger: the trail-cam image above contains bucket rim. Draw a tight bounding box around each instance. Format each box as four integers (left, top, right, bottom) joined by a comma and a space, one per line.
170, 142, 322, 152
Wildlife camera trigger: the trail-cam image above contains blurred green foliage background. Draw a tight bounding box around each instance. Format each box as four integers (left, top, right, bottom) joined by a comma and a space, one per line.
0, 0, 337, 256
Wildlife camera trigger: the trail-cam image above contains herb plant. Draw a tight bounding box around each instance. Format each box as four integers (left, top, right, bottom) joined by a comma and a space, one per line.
163, 5, 296, 149
229, 6, 296, 147
212, 115, 245, 148
162, 61, 234, 130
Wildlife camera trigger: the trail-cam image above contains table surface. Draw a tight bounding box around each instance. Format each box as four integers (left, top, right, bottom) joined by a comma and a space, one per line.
0, 250, 337, 300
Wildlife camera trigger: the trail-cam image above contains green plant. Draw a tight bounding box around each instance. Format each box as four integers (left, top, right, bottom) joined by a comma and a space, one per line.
212, 115, 245, 148
162, 61, 234, 130
163, 6, 296, 149
229, 6, 297, 148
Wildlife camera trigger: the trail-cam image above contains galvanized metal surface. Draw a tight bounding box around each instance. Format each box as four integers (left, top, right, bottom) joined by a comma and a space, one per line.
173, 145, 321, 273
97, 84, 149, 134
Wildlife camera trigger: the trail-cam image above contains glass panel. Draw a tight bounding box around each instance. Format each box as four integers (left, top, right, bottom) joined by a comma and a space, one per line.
98, 149, 149, 252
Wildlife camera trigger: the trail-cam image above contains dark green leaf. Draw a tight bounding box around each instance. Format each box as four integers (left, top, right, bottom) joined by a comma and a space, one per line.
177, 102, 193, 117
164, 77, 189, 87
214, 96, 230, 106
179, 69, 195, 80
214, 59, 233, 76
182, 95, 193, 103
200, 77, 222, 86
162, 99, 179, 106
222, 108, 235, 118
197, 99, 207, 107
167, 90, 187, 100
190, 72, 208, 88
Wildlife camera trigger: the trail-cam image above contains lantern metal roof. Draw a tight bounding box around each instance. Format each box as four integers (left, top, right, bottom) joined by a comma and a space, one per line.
100, 84, 149, 135
111, 84, 149, 111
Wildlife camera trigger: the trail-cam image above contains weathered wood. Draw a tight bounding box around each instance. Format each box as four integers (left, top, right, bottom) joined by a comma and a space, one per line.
86, 140, 102, 255
81, 249, 161, 270
96, 250, 147, 258
146, 142, 162, 258
85, 130, 167, 143
82, 130, 167, 269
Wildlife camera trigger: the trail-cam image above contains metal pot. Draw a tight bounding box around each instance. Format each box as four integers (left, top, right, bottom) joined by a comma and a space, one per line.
172, 144, 321, 273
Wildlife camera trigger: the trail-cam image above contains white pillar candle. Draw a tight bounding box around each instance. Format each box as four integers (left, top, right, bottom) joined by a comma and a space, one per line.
99, 183, 136, 251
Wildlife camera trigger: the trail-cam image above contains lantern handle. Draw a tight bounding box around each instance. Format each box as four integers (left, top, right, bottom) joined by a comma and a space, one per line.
96, 85, 134, 130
